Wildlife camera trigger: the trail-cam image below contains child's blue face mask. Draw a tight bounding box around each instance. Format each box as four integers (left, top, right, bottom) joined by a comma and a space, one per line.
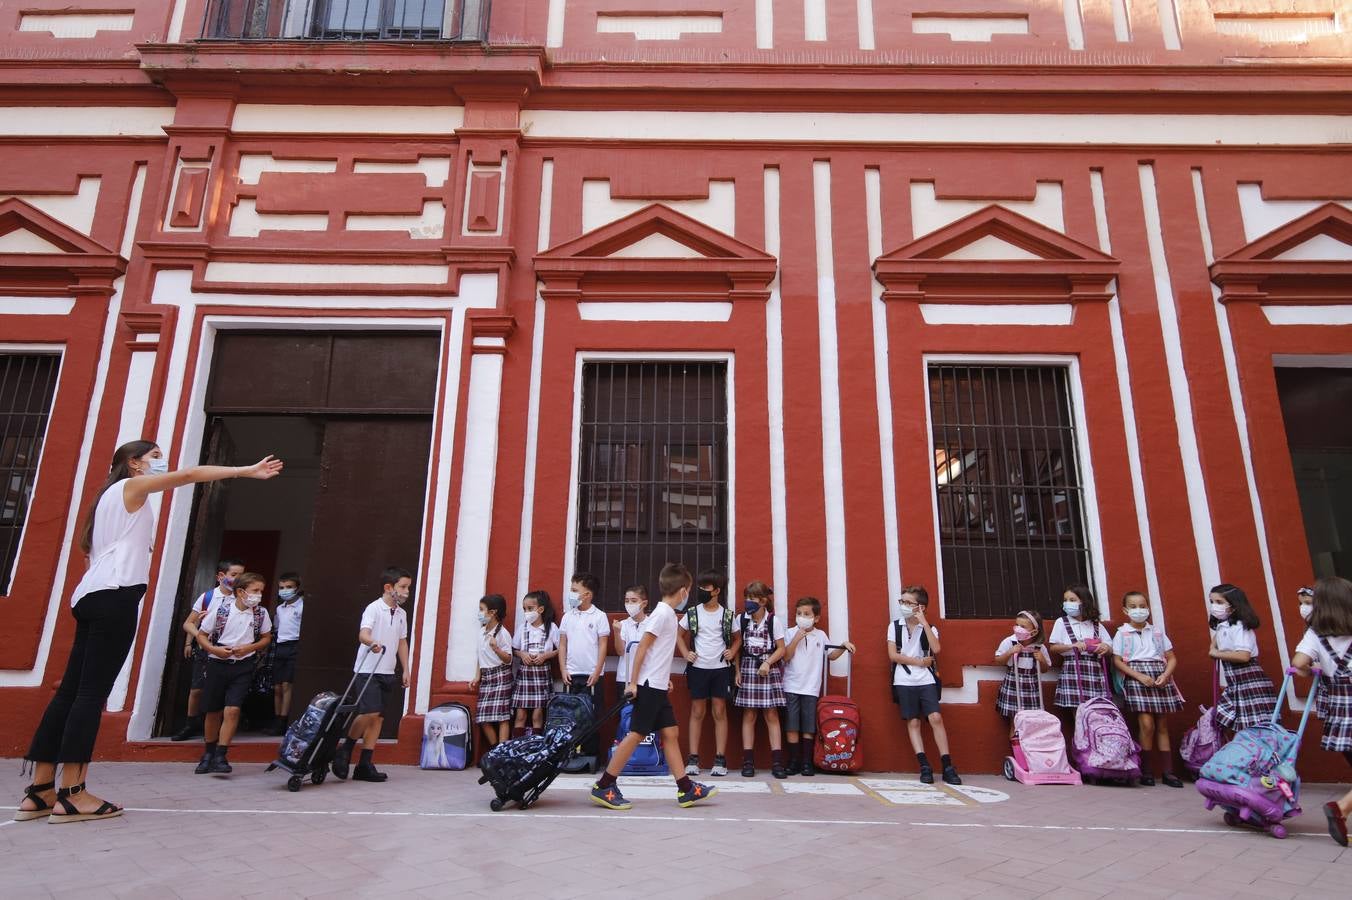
745, 600, 761, 615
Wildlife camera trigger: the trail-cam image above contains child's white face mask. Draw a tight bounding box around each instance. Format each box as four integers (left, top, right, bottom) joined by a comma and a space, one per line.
1126, 607, 1150, 623
898, 604, 915, 620
796, 615, 814, 630
244, 593, 262, 608
625, 602, 643, 619
524, 609, 540, 624
1300, 603, 1314, 622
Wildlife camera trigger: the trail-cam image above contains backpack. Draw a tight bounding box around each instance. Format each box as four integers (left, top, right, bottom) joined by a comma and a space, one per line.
688, 604, 734, 649
420, 702, 472, 770
889, 620, 941, 702
739, 611, 777, 657
1180, 662, 1224, 775
209, 599, 264, 645
1071, 696, 1141, 782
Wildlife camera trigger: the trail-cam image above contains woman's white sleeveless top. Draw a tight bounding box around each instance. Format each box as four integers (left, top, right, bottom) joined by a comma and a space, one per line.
71, 478, 155, 606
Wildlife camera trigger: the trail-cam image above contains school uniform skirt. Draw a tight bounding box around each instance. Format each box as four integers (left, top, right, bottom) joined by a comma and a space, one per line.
996, 666, 1042, 716
1121, 660, 1184, 714
736, 656, 786, 708
1055, 652, 1111, 708
1215, 660, 1277, 731
511, 663, 551, 709
476, 664, 514, 723
1319, 674, 1352, 753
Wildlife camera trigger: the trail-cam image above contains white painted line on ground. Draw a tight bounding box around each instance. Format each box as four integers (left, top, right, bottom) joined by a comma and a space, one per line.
781, 782, 864, 795
876, 790, 964, 806
552, 775, 771, 794
948, 785, 1011, 804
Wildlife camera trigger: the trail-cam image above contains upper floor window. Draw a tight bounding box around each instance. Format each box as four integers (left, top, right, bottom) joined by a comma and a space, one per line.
1, 352, 60, 595
200, 0, 489, 41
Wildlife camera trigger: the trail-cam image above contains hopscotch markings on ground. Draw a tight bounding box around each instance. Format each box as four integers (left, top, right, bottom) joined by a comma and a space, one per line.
780, 781, 864, 796
947, 784, 1011, 804
858, 777, 990, 807
552, 775, 772, 797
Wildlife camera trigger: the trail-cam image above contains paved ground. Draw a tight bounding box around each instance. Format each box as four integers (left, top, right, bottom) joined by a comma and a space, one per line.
0, 761, 1346, 899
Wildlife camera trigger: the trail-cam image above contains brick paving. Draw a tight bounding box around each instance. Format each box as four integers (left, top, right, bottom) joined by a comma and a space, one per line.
0, 761, 1346, 898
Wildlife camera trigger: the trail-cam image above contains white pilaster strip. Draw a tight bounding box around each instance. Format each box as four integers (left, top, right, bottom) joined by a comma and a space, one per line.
812, 160, 851, 661
804, 0, 827, 40
1159, 0, 1182, 50
764, 167, 789, 601
1064, 0, 1085, 50
755, 0, 773, 48
857, 0, 875, 50
546, 0, 565, 47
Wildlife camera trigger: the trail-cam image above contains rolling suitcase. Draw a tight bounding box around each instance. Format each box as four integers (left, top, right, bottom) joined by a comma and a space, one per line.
421, 702, 473, 770
815, 645, 863, 774
546, 688, 596, 774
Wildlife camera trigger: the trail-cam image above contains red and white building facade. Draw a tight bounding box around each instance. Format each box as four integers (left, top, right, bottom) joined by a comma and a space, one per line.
2, 0, 1351, 774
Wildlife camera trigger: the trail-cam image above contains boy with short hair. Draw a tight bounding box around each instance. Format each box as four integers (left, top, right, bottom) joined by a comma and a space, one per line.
677, 568, 740, 776
174, 557, 245, 741
887, 586, 961, 785
782, 596, 855, 776
187, 572, 272, 775
591, 563, 717, 811
266, 572, 304, 736
559, 572, 609, 757
332, 566, 411, 783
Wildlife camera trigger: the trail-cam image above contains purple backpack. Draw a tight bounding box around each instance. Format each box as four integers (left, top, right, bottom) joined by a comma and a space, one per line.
1180, 663, 1224, 774
1072, 696, 1141, 780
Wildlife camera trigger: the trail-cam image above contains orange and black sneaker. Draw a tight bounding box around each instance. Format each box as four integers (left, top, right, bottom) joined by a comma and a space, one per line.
590, 783, 632, 811
677, 781, 718, 808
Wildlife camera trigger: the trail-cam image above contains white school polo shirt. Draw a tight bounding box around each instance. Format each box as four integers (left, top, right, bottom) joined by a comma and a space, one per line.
679, 603, 741, 669
1212, 621, 1260, 656
783, 626, 832, 696
636, 602, 678, 691
1113, 623, 1173, 663
616, 616, 646, 682
888, 620, 938, 687
1295, 628, 1352, 674
996, 635, 1050, 670
560, 605, 609, 676
479, 626, 512, 669
274, 597, 304, 643
201, 596, 272, 660
354, 598, 408, 674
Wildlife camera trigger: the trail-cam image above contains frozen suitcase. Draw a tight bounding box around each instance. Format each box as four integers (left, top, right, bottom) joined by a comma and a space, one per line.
421, 702, 473, 770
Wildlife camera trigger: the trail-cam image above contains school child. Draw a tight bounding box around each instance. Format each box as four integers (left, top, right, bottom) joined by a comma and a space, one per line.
676, 569, 740, 777
735, 581, 787, 778
559, 572, 610, 757
1298, 585, 1315, 623
511, 590, 558, 737
1049, 584, 1114, 717
1112, 591, 1184, 787
591, 563, 716, 810
613, 585, 649, 687
994, 609, 1052, 737
1208, 583, 1278, 733
471, 593, 513, 749
883, 587, 960, 784
174, 557, 245, 741
332, 567, 412, 783
186, 572, 272, 775
783, 596, 854, 776
1292, 575, 1352, 847
266, 572, 304, 736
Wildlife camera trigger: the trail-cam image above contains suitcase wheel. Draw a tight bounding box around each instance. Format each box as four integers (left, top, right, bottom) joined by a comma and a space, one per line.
287, 775, 303, 792
1223, 811, 1240, 827
311, 770, 326, 786
489, 798, 505, 812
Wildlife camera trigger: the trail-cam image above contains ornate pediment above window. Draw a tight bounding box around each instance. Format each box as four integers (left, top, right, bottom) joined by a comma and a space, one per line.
533, 204, 776, 305
0, 198, 126, 301
873, 205, 1118, 305
1210, 203, 1352, 304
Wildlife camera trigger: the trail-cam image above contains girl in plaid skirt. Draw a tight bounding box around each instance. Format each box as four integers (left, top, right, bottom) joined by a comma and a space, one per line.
1113, 591, 1184, 787
1049, 585, 1114, 715
511, 590, 558, 738
735, 581, 787, 778
471, 594, 514, 748
994, 610, 1051, 735
1293, 575, 1352, 847
1208, 583, 1277, 733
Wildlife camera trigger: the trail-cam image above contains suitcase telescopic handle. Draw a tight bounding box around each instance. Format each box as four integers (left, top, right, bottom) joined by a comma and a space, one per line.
823, 644, 852, 698
1273, 666, 1322, 752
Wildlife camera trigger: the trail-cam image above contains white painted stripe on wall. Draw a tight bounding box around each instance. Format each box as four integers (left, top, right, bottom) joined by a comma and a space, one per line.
1192, 169, 1291, 678
1137, 163, 1220, 591
515, 160, 554, 613
202, 262, 450, 285
1111, 0, 1131, 41
18, 12, 133, 37
764, 167, 789, 604
1063, 0, 1085, 50
857, 0, 875, 50
1159, 0, 1182, 51
1262, 305, 1352, 326
445, 352, 507, 682
805, 0, 827, 41
918, 303, 1073, 326
755, 0, 773, 48
120, 164, 147, 258
0, 298, 75, 315
864, 167, 901, 619
812, 160, 851, 661
0, 108, 171, 137
520, 110, 1352, 146
231, 105, 465, 134
596, 15, 722, 40
547, 0, 566, 47
577, 301, 732, 322
150, 268, 484, 309
2, 176, 100, 237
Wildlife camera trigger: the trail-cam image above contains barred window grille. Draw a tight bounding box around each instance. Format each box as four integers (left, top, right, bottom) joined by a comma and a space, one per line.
199, 0, 490, 40
576, 362, 728, 613
929, 364, 1093, 619
0, 353, 61, 594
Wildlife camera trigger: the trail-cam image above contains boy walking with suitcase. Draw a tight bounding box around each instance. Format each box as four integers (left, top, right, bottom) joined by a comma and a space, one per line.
591, 563, 717, 811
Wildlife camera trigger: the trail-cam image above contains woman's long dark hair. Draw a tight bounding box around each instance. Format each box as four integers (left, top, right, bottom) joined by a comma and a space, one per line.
79, 440, 157, 555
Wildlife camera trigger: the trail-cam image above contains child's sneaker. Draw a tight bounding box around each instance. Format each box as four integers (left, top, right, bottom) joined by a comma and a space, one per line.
684, 754, 700, 776
590, 783, 632, 810
942, 765, 963, 786
677, 782, 718, 808
710, 755, 728, 777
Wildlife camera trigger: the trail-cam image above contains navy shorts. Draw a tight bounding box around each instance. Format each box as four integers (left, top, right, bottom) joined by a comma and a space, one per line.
356, 673, 397, 715
629, 684, 677, 738
785, 692, 819, 733
202, 656, 257, 713
894, 683, 942, 720
272, 641, 299, 684
190, 648, 208, 689
687, 664, 733, 701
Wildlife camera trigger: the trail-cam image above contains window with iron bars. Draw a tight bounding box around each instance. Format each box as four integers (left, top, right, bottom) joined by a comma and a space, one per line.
928, 363, 1094, 619
575, 362, 728, 613
199, 0, 490, 41
1, 353, 61, 595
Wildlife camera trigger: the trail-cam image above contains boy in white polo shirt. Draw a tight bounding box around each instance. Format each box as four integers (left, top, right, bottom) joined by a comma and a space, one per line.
559, 572, 610, 757
175, 557, 245, 741
266, 571, 304, 736
677, 569, 740, 777
186, 572, 272, 775
887, 586, 961, 785
591, 563, 716, 811
782, 596, 855, 776
332, 566, 411, 783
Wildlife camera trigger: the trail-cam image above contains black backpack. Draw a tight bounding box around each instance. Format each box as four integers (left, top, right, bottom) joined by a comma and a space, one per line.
889, 620, 941, 702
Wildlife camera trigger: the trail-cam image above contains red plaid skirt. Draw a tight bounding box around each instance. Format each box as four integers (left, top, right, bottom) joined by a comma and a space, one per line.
476, 664, 514, 722
1121, 660, 1184, 714
996, 664, 1043, 716
1054, 653, 1111, 708
512, 662, 552, 709
1215, 660, 1277, 731
736, 655, 786, 708
1320, 672, 1352, 752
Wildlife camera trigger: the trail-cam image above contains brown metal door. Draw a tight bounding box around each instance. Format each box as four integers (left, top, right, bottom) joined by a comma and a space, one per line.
292, 417, 433, 736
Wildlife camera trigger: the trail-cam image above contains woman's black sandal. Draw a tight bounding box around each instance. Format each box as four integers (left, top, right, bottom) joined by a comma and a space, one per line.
48, 783, 123, 824
13, 781, 56, 822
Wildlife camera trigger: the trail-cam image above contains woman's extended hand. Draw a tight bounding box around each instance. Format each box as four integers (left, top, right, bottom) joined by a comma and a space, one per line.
241, 456, 284, 480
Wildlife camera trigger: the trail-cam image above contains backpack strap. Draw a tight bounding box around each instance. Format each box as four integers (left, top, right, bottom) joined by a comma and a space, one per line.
208, 600, 231, 644
722, 606, 734, 648
687, 606, 699, 640
251, 606, 263, 643
1061, 616, 1078, 656
1319, 635, 1352, 676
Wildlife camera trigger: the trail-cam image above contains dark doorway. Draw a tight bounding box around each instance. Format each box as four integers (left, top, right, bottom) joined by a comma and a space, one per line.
156, 331, 439, 738
574, 361, 729, 612
1275, 366, 1352, 579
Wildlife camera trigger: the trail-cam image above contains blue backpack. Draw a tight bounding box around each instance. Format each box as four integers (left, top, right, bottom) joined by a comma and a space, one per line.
610, 702, 670, 776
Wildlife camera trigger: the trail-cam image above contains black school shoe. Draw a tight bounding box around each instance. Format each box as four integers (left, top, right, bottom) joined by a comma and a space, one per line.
1138, 774, 1156, 786
772, 763, 788, 780
741, 761, 755, 777
171, 719, 203, 742
786, 759, 802, 777
801, 758, 816, 777
194, 752, 213, 775
207, 749, 233, 775
331, 744, 352, 780
1162, 772, 1183, 788
942, 765, 962, 786
352, 763, 388, 783
919, 764, 935, 784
